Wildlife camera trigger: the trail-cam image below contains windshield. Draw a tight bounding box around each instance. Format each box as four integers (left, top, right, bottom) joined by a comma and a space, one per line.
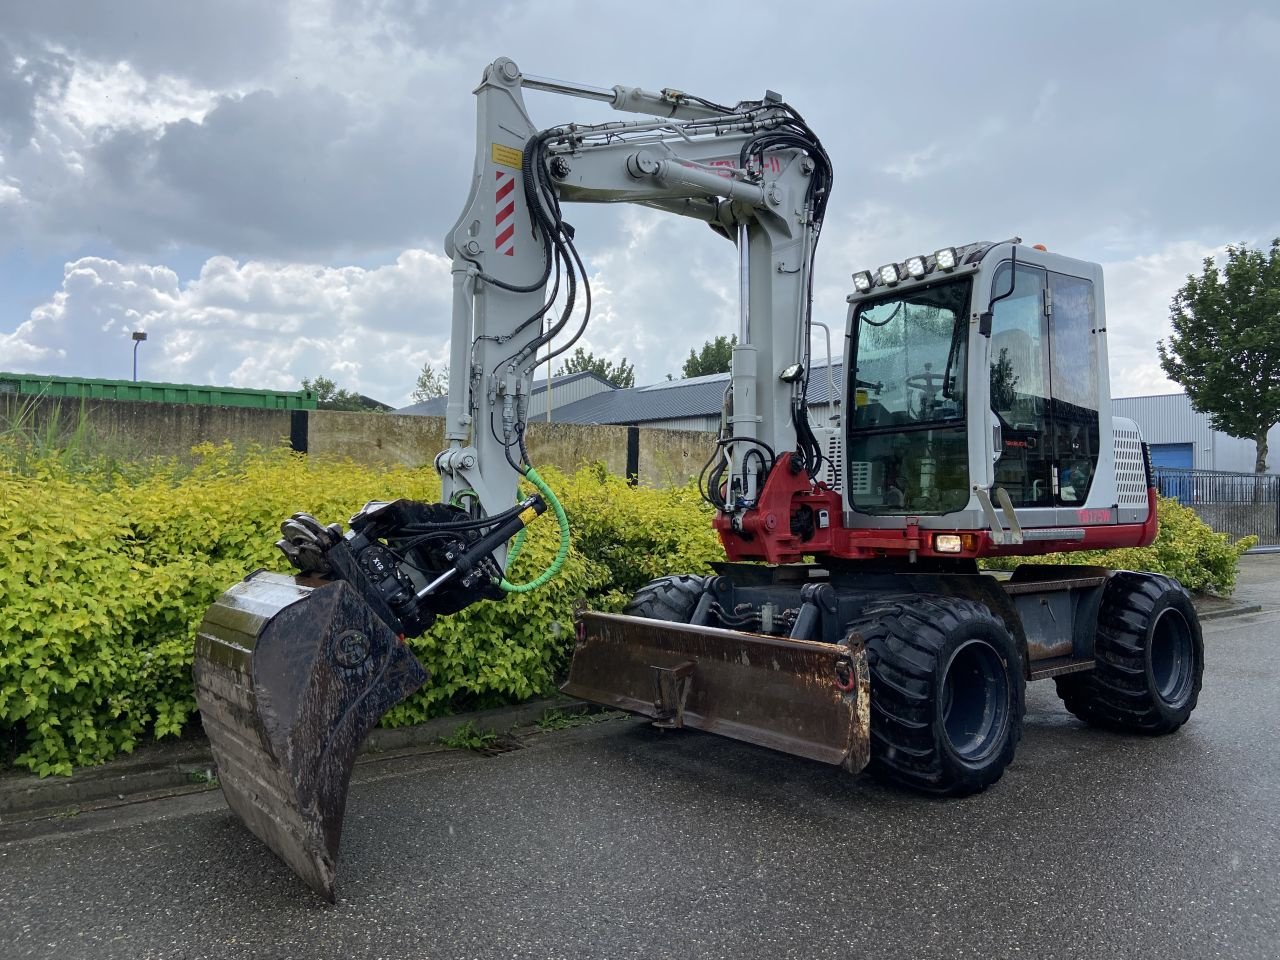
851, 279, 970, 427
847, 277, 972, 515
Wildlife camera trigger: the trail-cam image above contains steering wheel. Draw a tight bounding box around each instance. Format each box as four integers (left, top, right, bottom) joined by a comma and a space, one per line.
905, 370, 947, 393
905, 365, 948, 420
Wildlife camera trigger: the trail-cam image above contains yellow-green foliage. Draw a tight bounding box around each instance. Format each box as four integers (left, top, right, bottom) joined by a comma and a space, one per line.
981, 496, 1255, 594
549, 463, 724, 610
0, 446, 704, 775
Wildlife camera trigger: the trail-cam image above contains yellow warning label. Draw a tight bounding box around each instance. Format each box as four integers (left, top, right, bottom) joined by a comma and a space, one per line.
519, 506, 539, 527
491, 143, 523, 169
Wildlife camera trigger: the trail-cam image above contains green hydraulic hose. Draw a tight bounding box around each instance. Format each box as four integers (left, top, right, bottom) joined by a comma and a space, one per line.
497, 465, 569, 593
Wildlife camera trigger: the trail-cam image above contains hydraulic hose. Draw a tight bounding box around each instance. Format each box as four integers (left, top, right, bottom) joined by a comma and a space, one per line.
497, 466, 570, 593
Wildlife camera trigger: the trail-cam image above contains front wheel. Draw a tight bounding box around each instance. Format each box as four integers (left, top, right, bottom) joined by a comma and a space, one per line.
623, 574, 707, 623
1055, 572, 1203, 734
853, 595, 1025, 796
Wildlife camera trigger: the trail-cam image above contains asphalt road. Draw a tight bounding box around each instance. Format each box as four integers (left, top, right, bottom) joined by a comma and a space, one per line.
3, 579, 1279, 960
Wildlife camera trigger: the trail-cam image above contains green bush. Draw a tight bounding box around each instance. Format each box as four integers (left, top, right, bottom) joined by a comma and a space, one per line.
981, 496, 1255, 594
0, 446, 703, 775
550, 463, 724, 609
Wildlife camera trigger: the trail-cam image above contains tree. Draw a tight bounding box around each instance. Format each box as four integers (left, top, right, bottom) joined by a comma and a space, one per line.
301, 375, 368, 412
682, 335, 736, 378
411, 362, 449, 403
1158, 239, 1280, 474
556, 347, 635, 388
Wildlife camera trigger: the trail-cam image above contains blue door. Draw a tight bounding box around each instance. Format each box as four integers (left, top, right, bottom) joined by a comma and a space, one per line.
1150, 443, 1194, 502
1149, 443, 1193, 469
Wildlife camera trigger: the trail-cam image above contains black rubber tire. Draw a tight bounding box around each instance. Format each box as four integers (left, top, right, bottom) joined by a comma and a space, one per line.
623, 575, 707, 623
1055, 572, 1203, 734
854, 594, 1025, 796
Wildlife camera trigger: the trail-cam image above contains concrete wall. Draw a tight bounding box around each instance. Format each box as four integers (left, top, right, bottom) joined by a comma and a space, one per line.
523, 421, 630, 477
307, 410, 445, 467
306, 414, 715, 486
1190, 503, 1278, 547
0, 393, 292, 459
1, 395, 716, 486
638, 426, 713, 486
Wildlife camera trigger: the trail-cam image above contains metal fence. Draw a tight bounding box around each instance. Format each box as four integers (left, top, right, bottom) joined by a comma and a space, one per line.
1152, 467, 1280, 548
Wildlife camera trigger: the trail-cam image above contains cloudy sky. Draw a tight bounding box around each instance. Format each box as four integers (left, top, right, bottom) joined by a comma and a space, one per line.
1, 1, 1277, 406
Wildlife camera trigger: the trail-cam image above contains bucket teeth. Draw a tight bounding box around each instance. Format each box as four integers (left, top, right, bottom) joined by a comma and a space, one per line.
192, 570, 427, 901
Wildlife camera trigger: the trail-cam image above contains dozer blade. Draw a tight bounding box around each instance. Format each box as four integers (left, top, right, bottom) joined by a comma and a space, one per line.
563, 612, 870, 773
192, 570, 427, 901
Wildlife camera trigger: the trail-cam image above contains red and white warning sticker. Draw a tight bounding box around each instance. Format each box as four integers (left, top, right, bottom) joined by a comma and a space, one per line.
494, 170, 516, 257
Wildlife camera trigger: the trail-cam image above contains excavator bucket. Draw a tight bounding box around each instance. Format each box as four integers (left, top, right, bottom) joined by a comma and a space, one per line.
563, 612, 870, 773
192, 570, 427, 901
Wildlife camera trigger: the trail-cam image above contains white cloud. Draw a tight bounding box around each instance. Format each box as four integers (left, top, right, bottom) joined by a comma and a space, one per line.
1101, 240, 1224, 397
880, 143, 944, 183
0, 250, 455, 405
583, 207, 738, 383
59, 59, 219, 133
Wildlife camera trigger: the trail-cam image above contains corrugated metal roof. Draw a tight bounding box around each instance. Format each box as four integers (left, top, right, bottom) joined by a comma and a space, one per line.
552, 362, 844, 425
397, 363, 844, 425
397, 370, 614, 416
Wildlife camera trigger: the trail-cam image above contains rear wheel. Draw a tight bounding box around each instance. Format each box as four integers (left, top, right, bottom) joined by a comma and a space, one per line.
853, 595, 1025, 796
623, 575, 707, 623
1055, 572, 1202, 734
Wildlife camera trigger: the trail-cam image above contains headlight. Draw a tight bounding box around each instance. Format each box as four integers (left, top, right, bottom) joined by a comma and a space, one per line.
878, 264, 900, 286
852, 270, 873, 293
933, 533, 963, 553
905, 255, 927, 279
935, 247, 958, 271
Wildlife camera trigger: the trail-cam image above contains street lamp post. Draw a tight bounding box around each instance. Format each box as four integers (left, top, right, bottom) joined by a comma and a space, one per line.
132, 331, 148, 382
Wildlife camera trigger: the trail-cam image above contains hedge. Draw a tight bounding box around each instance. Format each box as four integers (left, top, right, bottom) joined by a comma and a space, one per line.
0, 443, 1251, 776
979, 495, 1255, 594
0, 445, 724, 775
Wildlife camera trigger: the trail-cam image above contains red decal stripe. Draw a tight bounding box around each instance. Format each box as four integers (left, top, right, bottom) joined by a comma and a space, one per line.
495, 178, 515, 203
495, 201, 515, 225
495, 224, 515, 248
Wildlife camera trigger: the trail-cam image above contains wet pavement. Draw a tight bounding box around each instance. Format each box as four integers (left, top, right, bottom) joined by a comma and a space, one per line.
2, 567, 1278, 959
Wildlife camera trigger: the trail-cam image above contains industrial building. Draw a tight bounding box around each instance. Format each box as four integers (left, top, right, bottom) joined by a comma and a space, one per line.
1112, 393, 1278, 473
401, 366, 1274, 474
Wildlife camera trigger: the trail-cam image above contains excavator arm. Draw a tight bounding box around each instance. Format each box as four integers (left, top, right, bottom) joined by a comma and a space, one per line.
191, 57, 855, 902
438, 56, 831, 536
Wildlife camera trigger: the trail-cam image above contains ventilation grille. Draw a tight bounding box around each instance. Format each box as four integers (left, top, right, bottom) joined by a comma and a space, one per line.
824, 434, 843, 493
849, 460, 872, 496
1114, 425, 1148, 507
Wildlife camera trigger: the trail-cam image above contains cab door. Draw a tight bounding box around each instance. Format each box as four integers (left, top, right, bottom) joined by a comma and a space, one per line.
986, 262, 1100, 510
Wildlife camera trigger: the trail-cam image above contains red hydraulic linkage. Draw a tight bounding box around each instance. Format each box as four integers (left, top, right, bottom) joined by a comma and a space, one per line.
716, 458, 1161, 565
714, 453, 841, 564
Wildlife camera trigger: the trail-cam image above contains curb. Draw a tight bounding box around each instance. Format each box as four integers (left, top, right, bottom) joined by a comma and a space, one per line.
1197, 602, 1263, 621
0, 695, 594, 826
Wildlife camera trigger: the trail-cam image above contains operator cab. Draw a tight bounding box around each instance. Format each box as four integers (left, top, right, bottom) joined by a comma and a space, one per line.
843, 240, 1110, 531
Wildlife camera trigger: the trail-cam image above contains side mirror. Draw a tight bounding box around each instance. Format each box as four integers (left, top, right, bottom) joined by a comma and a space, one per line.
980, 247, 1018, 337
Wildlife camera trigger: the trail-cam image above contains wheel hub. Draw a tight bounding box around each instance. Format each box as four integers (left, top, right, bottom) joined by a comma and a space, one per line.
1149, 608, 1195, 708
941, 639, 1011, 762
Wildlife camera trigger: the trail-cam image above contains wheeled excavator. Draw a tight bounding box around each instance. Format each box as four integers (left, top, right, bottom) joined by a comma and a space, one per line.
192, 57, 1204, 901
